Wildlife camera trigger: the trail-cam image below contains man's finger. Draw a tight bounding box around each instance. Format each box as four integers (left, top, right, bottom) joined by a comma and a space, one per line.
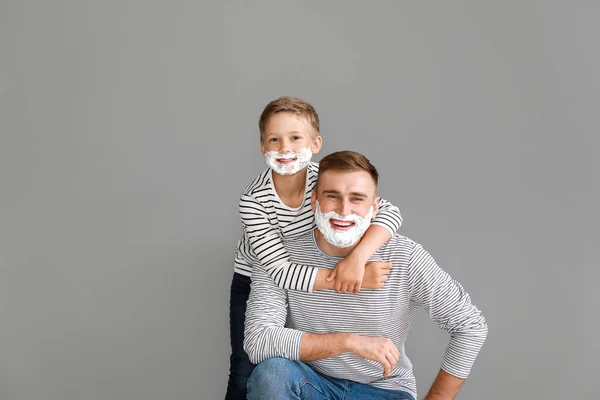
393, 346, 400, 363
352, 283, 360, 294
381, 358, 392, 377
385, 352, 398, 373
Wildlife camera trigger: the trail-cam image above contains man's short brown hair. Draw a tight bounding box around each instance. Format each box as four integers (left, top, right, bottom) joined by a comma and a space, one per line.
259, 96, 320, 140
317, 151, 379, 188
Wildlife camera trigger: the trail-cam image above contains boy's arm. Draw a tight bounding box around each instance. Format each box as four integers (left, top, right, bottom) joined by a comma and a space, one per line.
240, 193, 328, 292
328, 197, 403, 293
408, 243, 488, 397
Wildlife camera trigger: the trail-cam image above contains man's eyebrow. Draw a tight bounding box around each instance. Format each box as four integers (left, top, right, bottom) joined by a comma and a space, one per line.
321, 190, 368, 198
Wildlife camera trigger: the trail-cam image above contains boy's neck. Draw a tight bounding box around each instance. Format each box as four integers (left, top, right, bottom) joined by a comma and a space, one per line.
272, 167, 308, 208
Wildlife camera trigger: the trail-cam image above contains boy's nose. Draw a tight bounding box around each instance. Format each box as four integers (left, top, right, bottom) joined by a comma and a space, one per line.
279, 141, 291, 153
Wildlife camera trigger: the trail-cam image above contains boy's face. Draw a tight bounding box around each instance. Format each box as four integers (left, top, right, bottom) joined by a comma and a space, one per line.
260, 112, 322, 161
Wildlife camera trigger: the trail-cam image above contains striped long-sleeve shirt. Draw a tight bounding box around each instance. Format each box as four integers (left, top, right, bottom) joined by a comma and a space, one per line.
244, 231, 488, 399
233, 162, 403, 291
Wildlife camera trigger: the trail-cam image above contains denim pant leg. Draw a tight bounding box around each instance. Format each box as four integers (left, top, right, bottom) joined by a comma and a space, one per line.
345, 381, 415, 400
224, 273, 255, 400
247, 358, 343, 400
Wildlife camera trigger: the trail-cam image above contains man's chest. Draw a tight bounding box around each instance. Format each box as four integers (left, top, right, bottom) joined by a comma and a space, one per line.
286, 279, 412, 335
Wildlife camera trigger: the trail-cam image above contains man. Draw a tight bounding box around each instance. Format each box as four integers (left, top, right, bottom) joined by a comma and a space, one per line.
244, 151, 488, 400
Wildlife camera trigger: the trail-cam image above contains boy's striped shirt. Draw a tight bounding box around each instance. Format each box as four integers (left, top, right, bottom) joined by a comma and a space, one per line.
234, 162, 403, 292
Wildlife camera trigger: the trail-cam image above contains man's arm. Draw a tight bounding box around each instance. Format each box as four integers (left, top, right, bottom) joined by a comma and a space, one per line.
407, 243, 488, 398
423, 369, 465, 400
300, 332, 400, 377
244, 263, 399, 376
243, 262, 303, 364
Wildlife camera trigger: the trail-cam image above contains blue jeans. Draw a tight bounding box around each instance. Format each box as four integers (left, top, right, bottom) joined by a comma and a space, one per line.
247, 358, 415, 400
224, 273, 256, 399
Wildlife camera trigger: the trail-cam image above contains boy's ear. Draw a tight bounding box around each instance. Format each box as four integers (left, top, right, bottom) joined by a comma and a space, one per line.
311, 135, 323, 154
260, 139, 266, 156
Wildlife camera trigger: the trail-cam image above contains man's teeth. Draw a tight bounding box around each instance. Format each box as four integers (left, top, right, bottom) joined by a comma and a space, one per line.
332, 220, 353, 226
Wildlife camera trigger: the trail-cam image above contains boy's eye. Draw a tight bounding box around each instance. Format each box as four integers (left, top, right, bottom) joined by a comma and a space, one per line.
292, 136, 301, 140
269, 138, 278, 143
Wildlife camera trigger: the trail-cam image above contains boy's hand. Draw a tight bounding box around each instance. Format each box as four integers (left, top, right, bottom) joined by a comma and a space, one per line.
327, 255, 365, 293
362, 261, 391, 289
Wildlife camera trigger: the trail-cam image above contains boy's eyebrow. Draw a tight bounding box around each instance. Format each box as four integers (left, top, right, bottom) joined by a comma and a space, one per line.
264, 130, 302, 136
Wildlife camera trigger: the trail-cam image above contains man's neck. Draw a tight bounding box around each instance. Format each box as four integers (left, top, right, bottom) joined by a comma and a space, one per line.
272, 167, 308, 208
314, 229, 357, 258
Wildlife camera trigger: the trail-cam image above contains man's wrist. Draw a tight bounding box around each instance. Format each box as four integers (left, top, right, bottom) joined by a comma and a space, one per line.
340, 333, 358, 354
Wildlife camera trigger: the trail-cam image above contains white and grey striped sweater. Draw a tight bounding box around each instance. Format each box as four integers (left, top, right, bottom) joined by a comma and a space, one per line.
244, 230, 488, 398
234, 162, 403, 291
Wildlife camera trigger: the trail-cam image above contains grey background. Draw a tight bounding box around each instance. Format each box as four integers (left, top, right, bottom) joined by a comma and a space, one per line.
1, 1, 598, 399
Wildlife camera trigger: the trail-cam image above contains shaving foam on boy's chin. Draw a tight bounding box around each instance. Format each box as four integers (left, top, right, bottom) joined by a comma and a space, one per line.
314, 200, 373, 248
264, 147, 312, 175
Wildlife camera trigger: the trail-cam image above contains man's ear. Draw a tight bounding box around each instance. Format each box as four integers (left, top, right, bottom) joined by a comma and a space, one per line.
311, 190, 317, 212
371, 196, 380, 220
311, 135, 323, 155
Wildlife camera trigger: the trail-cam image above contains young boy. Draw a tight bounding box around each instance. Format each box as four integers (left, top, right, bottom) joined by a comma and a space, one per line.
225, 96, 403, 399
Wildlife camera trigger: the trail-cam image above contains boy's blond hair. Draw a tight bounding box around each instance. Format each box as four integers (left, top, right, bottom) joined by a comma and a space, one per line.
259, 96, 320, 140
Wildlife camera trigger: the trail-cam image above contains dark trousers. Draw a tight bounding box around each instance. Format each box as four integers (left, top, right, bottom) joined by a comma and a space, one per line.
225, 272, 256, 399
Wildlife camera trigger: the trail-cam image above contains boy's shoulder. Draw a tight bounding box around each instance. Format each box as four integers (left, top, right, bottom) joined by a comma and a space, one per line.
241, 167, 273, 197
242, 162, 320, 197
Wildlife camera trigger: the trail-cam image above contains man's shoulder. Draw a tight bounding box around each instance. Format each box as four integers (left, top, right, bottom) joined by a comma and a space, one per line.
377, 233, 419, 257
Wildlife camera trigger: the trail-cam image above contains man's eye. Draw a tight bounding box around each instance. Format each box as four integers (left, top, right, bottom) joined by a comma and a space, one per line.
327, 195, 338, 199
352, 198, 363, 202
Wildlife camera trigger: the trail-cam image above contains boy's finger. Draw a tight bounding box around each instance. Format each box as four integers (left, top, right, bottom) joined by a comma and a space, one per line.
326, 269, 336, 281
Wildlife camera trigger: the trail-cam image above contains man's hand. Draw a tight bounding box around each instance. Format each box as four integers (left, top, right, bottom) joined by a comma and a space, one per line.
362, 261, 391, 289
327, 254, 366, 293
348, 334, 400, 377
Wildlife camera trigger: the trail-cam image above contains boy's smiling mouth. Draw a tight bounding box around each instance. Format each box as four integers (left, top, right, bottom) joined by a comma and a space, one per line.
277, 158, 297, 165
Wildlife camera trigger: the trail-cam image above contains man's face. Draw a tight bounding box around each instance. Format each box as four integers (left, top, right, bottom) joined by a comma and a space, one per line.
311, 169, 379, 238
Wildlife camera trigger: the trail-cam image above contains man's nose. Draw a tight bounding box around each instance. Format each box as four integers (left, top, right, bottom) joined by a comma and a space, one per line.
339, 200, 351, 217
